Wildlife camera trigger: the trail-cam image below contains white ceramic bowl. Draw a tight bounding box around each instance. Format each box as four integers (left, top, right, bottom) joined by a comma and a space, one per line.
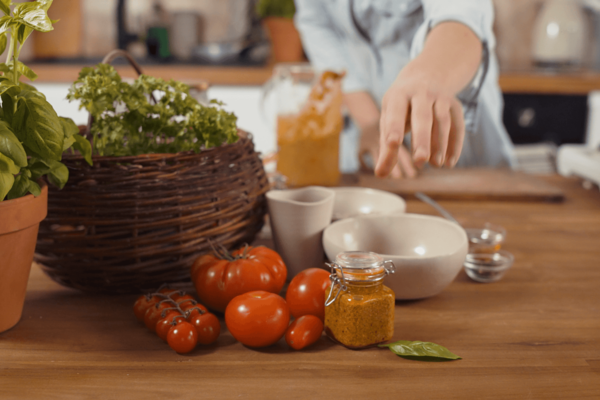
332, 187, 406, 221
322, 214, 468, 299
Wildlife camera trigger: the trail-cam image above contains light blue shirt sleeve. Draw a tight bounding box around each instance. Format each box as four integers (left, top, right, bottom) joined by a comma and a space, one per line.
410, 0, 495, 131
418, 0, 494, 43
294, 0, 371, 93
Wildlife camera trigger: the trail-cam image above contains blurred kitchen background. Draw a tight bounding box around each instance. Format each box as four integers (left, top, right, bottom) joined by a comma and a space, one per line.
6, 0, 600, 181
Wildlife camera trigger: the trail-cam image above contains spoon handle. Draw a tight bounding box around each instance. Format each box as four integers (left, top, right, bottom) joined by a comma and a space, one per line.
415, 192, 461, 225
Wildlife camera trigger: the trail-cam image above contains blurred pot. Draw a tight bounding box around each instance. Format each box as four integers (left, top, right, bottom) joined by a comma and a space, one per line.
193, 40, 246, 63
262, 17, 304, 63
532, 0, 590, 68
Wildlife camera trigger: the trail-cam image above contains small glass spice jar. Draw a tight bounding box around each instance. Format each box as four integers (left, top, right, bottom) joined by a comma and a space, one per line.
324, 251, 395, 349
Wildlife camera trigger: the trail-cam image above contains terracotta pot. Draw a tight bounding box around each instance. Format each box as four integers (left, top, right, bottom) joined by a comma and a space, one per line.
0, 183, 48, 333
262, 17, 304, 63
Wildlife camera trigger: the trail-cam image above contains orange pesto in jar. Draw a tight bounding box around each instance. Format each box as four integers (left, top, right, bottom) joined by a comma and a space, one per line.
324, 252, 395, 349
276, 71, 344, 187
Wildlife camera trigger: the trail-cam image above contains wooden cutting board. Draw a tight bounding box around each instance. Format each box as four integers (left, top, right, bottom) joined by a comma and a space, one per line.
340, 168, 565, 202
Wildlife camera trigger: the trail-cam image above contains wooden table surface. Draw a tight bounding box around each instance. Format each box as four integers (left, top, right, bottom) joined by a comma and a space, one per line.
1, 176, 600, 399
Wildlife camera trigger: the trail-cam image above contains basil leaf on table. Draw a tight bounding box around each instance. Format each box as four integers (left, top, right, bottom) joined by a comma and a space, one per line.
379, 340, 461, 361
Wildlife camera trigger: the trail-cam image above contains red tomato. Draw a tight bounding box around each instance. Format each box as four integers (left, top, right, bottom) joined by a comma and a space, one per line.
167, 321, 198, 354
156, 311, 185, 341
191, 246, 287, 312
144, 300, 178, 332
225, 291, 290, 348
189, 312, 221, 345
134, 294, 161, 322
285, 315, 324, 350
286, 268, 331, 321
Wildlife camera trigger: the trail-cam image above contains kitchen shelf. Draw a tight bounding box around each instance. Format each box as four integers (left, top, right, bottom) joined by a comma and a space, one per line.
31, 63, 275, 86
499, 71, 600, 95
30, 63, 600, 94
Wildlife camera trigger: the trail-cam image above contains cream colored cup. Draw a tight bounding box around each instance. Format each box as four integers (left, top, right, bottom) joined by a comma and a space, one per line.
266, 186, 334, 279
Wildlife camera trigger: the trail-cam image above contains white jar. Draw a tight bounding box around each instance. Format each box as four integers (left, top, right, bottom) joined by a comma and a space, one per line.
532, 0, 590, 67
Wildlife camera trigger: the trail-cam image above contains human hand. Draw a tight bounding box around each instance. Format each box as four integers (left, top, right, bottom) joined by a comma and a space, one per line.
359, 121, 417, 178
374, 21, 483, 178
374, 61, 465, 178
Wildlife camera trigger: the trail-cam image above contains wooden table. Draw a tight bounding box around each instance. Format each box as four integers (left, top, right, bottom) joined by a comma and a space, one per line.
1, 176, 600, 399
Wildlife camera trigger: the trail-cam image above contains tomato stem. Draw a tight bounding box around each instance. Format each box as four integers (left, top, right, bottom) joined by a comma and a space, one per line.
208, 239, 256, 261
159, 307, 181, 319
185, 306, 206, 319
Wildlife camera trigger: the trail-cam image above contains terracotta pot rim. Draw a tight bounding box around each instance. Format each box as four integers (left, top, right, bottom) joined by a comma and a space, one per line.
0, 181, 48, 235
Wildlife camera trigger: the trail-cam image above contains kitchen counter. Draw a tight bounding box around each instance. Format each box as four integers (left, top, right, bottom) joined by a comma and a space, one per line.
31, 63, 275, 86
30, 62, 600, 94
1, 174, 599, 399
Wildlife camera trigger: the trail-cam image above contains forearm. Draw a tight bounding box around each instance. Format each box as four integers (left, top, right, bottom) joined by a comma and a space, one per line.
406, 21, 482, 95
343, 91, 380, 131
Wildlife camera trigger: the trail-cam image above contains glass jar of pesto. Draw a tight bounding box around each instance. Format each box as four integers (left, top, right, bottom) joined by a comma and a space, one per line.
324, 251, 395, 349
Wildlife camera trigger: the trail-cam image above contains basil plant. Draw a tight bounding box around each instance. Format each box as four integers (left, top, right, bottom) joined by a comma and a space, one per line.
0, 0, 91, 202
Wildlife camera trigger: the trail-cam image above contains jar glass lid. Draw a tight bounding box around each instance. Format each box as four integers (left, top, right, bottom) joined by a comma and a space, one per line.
333, 251, 389, 282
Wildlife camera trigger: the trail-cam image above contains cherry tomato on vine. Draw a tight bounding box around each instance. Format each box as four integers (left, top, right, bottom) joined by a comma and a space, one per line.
191, 245, 287, 312
180, 302, 208, 318
285, 315, 324, 350
286, 268, 331, 321
167, 321, 198, 354
225, 291, 290, 348
134, 294, 162, 322
144, 300, 178, 332
156, 311, 185, 341
189, 312, 221, 345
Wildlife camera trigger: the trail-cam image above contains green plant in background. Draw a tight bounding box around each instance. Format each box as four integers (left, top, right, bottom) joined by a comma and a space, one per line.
67, 64, 239, 157
256, 0, 296, 19
0, 0, 92, 202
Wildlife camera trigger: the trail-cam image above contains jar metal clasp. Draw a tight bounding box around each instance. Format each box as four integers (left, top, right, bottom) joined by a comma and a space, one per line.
325, 262, 347, 307
383, 260, 396, 275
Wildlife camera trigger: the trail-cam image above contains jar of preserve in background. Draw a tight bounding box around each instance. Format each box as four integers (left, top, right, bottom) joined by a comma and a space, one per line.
261, 64, 345, 187
324, 251, 395, 349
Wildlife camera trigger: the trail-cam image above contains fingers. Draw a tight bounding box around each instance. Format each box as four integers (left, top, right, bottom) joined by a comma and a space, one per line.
410, 93, 434, 168
430, 99, 452, 167
445, 99, 465, 167
397, 144, 417, 178
390, 164, 403, 179
375, 95, 409, 177
376, 88, 464, 177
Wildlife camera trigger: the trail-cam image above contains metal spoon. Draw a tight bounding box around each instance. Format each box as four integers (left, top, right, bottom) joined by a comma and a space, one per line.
414, 192, 461, 225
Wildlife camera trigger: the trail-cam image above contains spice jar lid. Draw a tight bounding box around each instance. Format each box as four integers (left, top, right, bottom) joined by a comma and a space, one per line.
334, 251, 389, 282
325, 252, 395, 307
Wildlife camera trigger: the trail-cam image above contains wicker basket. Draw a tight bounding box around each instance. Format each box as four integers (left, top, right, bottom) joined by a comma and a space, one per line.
33, 51, 269, 293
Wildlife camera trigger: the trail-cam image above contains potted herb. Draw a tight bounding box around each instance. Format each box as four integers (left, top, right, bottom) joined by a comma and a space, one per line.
33, 52, 269, 293
256, 0, 304, 62
0, 0, 92, 332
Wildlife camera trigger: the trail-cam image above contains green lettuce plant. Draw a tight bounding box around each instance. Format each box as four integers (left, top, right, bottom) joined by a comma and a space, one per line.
0, 0, 91, 201
67, 64, 239, 157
